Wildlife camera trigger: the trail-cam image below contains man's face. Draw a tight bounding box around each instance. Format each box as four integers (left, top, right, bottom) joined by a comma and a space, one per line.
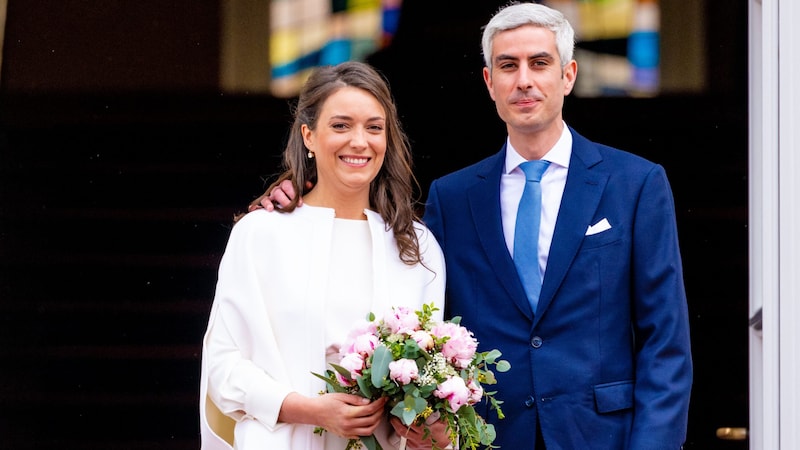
483, 25, 576, 140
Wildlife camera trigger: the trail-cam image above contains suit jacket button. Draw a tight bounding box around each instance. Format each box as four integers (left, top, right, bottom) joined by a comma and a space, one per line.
530, 336, 543, 348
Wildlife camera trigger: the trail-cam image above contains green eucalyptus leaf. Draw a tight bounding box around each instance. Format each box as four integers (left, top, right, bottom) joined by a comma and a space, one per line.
390, 400, 414, 425
370, 345, 392, 388
310, 371, 350, 393
481, 370, 497, 385
401, 339, 421, 359
483, 349, 502, 363
481, 423, 497, 445
359, 434, 382, 450
356, 373, 374, 398
409, 395, 427, 414
495, 359, 511, 372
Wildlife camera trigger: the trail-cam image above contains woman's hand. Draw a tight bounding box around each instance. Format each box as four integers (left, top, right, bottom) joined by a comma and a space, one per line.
279, 392, 387, 440
315, 393, 388, 440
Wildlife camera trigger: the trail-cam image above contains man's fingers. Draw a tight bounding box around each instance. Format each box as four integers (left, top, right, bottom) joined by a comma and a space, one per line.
264, 198, 276, 211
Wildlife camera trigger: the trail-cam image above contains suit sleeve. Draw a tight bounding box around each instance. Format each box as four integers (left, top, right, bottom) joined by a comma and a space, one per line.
629, 164, 693, 448
422, 179, 445, 249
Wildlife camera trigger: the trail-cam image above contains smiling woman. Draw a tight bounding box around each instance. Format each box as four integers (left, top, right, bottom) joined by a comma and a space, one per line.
200, 61, 450, 450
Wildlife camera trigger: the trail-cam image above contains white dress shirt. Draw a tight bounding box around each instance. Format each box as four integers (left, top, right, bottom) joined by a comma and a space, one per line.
501, 123, 572, 279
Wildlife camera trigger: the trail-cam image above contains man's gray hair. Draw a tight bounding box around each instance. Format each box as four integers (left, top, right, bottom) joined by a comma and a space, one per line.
481, 2, 576, 70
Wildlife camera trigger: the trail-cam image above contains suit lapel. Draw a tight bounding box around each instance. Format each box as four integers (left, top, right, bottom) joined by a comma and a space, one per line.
535, 131, 608, 326
467, 148, 535, 320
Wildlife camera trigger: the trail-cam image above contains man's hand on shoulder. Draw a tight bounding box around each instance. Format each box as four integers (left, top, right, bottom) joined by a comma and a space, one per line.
249, 179, 301, 212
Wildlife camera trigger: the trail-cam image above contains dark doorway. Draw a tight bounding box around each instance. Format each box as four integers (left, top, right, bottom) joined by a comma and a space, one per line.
0, 1, 749, 448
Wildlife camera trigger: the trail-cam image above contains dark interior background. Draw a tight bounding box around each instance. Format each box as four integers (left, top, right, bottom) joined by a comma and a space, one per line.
0, 1, 748, 448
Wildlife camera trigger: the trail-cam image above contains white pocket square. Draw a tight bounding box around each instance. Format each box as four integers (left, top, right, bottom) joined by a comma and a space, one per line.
586, 218, 612, 236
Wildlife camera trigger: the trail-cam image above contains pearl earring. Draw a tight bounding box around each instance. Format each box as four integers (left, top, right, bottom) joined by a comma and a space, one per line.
307, 151, 314, 159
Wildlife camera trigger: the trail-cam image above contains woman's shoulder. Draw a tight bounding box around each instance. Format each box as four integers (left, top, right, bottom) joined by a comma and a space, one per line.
229, 208, 307, 241
232, 208, 279, 229
234, 205, 333, 228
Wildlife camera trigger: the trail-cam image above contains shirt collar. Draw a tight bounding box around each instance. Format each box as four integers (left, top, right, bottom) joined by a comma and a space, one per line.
504, 122, 573, 174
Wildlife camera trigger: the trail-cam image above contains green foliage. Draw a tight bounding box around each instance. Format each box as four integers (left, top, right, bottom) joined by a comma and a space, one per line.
312, 302, 511, 450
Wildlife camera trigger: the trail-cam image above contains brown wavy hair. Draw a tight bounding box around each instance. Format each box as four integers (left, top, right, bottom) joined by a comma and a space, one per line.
246, 61, 423, 266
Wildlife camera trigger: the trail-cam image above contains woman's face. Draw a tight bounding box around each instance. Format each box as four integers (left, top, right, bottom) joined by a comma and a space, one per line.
302, 86, 387, 199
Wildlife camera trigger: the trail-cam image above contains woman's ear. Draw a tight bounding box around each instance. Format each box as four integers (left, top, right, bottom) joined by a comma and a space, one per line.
301, 123, 314, 150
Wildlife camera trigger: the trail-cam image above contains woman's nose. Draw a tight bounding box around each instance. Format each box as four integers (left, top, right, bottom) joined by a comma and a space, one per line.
350, 128, 368, 148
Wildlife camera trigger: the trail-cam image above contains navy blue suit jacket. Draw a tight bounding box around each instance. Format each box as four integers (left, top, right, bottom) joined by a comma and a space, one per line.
422, 128, 692, 449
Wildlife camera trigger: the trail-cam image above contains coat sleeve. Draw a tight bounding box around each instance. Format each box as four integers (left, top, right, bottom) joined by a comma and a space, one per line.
416, 220, 447, 320
203, 215, 294, 431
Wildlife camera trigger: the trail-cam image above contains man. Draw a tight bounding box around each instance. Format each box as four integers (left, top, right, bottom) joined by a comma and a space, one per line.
257, 3, 692, 448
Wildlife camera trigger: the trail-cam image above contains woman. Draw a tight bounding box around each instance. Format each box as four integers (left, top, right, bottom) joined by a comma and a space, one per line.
199, 61, 447, 450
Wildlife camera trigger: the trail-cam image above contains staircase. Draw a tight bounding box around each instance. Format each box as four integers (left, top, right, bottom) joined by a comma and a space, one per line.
0, 92, 290, 449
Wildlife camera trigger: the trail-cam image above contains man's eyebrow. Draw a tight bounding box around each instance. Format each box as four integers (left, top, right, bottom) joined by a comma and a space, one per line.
494, 53, 518, 62
528, 51, 555, 60
494, 51, 555, 63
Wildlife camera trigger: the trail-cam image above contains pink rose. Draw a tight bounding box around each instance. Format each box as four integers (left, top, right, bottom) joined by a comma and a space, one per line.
338, 352, 366, 385
384, 306, 420, 334
411, 330, 434, 350
388, 358, 419, 385
434, 376, 471, 412
341, 321, 379, 355
467, 379, 483, 404
350, 332, 380, 357
431, 323, 478, 369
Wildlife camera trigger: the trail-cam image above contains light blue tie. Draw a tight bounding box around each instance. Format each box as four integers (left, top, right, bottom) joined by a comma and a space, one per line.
514, 160, 550, 314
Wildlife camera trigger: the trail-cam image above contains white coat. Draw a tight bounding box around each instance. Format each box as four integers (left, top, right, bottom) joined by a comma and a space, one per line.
200, 206, 446, 449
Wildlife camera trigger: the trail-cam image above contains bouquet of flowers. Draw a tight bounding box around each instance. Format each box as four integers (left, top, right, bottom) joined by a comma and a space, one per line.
313, 303, 510, 450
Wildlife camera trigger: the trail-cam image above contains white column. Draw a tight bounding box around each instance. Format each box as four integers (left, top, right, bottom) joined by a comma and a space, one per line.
748, 0, 778, 447
749, 0, 800, 448
777, 0, 800, 447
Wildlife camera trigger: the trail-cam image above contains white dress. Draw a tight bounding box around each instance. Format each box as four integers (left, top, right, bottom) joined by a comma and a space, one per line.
199, 206, 446, 450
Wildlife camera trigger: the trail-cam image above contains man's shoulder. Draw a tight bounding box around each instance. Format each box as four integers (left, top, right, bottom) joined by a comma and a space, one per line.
572, 129, 659, 173
431, 151, 502, 185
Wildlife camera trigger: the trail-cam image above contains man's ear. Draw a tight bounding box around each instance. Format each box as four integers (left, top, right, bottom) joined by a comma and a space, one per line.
483, 66, 496, 101
563, 60, 578, 95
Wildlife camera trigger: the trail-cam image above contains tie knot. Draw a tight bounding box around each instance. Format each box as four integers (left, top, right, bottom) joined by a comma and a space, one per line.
519, 160, 551, 181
